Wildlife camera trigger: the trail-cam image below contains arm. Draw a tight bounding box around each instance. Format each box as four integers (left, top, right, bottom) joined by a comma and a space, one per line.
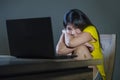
64, 31, 94, 48
56, 33, 76, 55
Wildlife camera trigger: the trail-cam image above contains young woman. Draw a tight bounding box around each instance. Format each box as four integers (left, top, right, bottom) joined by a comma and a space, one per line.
56, 9, 106, 80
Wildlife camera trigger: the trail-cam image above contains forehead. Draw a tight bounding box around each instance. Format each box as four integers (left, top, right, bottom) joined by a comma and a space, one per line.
67, 23, 74, 27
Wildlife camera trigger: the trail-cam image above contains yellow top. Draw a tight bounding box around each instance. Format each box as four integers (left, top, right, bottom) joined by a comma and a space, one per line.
83, 25, 106, 80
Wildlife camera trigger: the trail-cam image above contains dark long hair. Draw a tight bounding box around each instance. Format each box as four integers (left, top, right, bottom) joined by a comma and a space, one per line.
63, 9, 93, 31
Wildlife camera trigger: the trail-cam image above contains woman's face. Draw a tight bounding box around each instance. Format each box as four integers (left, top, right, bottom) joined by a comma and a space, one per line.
66, 24, 81, 37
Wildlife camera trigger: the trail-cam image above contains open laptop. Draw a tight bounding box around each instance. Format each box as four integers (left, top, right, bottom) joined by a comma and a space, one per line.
6, 17, 76, 59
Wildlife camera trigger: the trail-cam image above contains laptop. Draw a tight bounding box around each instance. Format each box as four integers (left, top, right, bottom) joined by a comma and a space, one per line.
6, 17, 76, 59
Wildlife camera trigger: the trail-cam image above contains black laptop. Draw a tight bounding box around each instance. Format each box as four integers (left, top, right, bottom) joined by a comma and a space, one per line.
6, 17, 75, 59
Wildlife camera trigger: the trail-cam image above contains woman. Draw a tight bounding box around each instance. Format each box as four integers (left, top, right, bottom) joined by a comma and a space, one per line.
56, 9, 106, 80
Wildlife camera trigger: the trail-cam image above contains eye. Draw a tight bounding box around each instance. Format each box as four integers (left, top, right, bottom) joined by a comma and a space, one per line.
67, 27, 72, 30
66, 25, 72, 31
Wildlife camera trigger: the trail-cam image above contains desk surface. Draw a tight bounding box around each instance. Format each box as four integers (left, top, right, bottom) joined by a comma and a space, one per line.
0, 55, 102, 77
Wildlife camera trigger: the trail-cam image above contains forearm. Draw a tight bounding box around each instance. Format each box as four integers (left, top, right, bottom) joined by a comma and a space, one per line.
64, 32, 92, 48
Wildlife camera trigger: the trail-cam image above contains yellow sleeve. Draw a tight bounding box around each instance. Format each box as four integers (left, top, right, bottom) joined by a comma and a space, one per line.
83, 26, 98, 41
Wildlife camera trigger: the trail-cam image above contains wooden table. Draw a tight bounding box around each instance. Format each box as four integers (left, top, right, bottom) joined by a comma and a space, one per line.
0, 56, 102, 80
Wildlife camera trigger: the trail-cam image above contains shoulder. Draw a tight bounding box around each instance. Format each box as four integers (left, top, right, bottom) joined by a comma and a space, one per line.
83, 25, 97, 32
83, 25, 99, 40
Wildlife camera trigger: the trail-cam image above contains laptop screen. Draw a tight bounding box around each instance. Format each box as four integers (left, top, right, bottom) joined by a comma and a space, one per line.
6, 17, 55, 58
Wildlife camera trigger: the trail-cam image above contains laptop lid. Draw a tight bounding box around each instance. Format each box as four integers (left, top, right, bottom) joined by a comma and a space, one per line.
6, 17, 56, 59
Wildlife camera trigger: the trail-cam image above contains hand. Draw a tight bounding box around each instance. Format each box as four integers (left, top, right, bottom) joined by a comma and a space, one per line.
62, 29, 66, 34
84, 43, 94, 52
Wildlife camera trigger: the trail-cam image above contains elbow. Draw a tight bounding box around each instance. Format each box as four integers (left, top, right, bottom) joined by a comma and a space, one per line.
56, 45, 65, 55
56, 48, 63, 55
56, 48, 67, 55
